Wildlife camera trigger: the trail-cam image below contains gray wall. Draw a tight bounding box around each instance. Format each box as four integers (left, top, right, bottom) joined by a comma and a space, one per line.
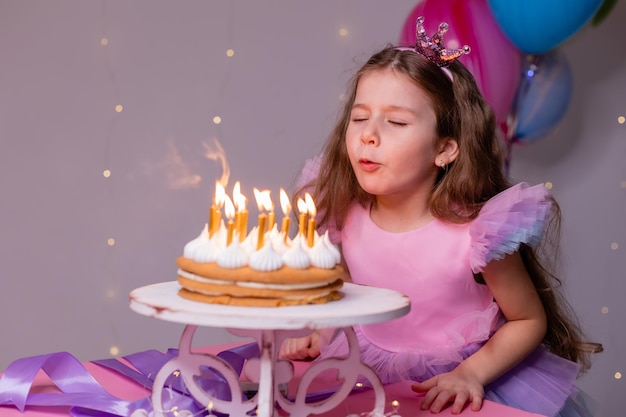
1, 1, 623, 416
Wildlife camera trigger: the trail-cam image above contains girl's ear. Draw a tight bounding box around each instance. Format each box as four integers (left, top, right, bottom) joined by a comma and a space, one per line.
436, 138, 459, 166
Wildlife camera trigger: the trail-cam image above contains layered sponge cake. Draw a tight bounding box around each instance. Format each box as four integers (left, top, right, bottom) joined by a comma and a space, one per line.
177, 224, 344, 307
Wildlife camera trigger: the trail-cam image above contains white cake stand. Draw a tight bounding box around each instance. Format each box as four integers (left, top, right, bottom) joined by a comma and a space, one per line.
129, 281, 410, 417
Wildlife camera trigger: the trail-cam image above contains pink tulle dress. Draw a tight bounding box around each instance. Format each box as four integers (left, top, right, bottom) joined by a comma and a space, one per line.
316, 182, 594, 417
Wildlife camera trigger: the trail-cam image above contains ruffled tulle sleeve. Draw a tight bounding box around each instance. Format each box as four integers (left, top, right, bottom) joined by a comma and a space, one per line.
469, 182, 552, 273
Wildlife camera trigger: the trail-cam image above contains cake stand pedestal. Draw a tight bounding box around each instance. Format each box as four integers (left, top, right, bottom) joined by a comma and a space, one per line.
129, 281, 410, 417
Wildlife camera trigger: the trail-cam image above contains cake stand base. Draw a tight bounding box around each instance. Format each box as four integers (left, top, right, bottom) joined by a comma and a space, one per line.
131, 324, 386, 417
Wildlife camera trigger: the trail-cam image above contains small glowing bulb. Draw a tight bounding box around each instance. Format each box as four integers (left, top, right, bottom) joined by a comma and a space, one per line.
602, 306, 609, 314
611, 242, 619, 250
339, 27, 348, 37
109, 346, 119, 356
544, 181, 553, 190
618, 116, 625, 124
115, 104, 123, 113
226, 49, 234, 57
391, 400, 400, 407
100, 37, 109, 46
615, 371, 622, 380
103, 169, 111, 178
107, 238, 115, 246
355, 382, 364, 388
213, 116, 222, 124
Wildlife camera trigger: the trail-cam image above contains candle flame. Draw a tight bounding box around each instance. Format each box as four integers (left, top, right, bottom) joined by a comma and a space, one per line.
279, 188, 291, 215
253, 188, 273, 212
215, 181, 226, 207
305, 192, 316, 217
297, 197, 307, 214
224, 195, 235, 219
233, 181, 246, 210
266, 193, 274, 212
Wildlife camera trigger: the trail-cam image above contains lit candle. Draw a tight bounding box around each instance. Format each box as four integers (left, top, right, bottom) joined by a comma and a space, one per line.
254, 188, 272, 250
209, 181, 218, 237
305, 193, 317, 247
239, 207, 248, 243
297, 197, 307, 237
233, 182, 248, 242
224, 195, 236, 246
279, 188, 291, 242
267, 195, 276, 232
257, 214, 267, 250
233, 181, 241, 231
210, 182, 226, 238
208, 207, 216, 237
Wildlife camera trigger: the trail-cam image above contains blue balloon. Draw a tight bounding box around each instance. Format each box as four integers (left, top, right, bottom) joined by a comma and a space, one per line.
509, 50, 572, 143
487, 0, 603, 54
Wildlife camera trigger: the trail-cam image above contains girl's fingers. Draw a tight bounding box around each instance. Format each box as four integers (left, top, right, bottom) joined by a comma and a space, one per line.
428, 389, 453, 413
470, 390, 483, 411
450, 391, 469, 414
411, 375, 438, 393
419, 386, 442, 411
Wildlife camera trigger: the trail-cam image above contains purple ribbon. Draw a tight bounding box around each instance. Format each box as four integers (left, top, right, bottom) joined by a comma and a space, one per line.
0, 351, 130, 416
0, 342, 347, 416
0, 343, 260, 416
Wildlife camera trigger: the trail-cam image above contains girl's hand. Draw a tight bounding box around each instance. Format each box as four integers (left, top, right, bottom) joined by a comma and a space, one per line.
411, 368, 484, 414
279, 331, 321, 360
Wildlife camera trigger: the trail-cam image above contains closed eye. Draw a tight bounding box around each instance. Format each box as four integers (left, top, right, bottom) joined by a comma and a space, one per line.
389, 120, 407, 126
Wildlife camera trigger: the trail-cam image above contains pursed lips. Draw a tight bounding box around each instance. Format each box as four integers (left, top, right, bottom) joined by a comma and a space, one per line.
358, 158, 381, 172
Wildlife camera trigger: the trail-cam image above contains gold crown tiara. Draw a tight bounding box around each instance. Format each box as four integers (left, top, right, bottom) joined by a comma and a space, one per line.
413, 16, 470, 67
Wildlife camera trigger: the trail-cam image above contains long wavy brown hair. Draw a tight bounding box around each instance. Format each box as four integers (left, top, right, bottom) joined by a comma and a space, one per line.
301, 46, 601, 372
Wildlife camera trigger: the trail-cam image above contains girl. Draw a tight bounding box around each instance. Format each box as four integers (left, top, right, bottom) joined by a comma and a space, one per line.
280, 20, 601, 417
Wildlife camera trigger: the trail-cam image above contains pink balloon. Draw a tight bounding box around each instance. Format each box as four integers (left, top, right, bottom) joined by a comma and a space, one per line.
400, 0, 521, 132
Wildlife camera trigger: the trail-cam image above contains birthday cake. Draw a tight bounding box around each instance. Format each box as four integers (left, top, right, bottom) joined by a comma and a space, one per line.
177, 223, 344, 307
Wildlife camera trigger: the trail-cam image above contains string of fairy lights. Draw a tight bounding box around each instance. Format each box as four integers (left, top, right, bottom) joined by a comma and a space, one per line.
95, 4, 356, 359
609, 112, 624, 383
99, 0, 123, 359
93, 4, 409, 416
91, 2, 623, 414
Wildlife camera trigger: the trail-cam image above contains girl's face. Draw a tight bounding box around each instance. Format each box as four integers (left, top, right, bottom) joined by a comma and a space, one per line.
346, 68, 441, 200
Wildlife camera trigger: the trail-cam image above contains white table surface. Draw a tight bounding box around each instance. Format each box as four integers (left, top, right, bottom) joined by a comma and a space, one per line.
129, 281, 410, 330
